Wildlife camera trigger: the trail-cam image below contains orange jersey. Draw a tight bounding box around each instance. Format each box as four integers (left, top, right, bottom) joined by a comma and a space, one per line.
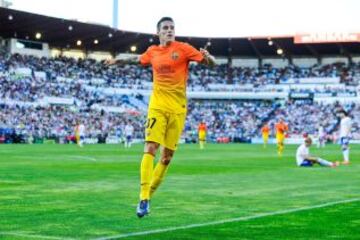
198, 123, 207, 132
140, 41, 204, 113
261, 125, 270, 135
275, 122, 288, 135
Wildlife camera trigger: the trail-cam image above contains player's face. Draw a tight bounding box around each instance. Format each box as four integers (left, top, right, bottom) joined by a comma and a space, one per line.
158, 21, 175, 44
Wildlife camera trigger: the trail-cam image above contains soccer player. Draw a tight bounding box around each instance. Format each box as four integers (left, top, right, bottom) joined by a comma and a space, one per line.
198, 121, 207, 149
317, 124, 326, 148
124, 121, 134, 148
74, 121, 85, 147
107, 17, 215, 217
275, 118, 288, 156
261, 123, 270, 148
296, 137, 339, 167
338, 110, 352, 165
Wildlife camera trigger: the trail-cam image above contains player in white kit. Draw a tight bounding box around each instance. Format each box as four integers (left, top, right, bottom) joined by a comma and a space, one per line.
124, 121, 135, 148
75, 122, 85, 147
296, 137, 339, 167
317, 124, 326, 148
338, 110, 352, 165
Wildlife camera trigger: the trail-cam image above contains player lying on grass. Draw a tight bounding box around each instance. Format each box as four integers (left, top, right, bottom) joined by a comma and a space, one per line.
296, 137, 339, 168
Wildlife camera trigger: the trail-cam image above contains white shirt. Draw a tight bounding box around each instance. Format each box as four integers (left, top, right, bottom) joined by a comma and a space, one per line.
340, 117, 352, 138
318, 126, 325, 137
78, 124, 85, 136
296, 143, 309, 166
124, 124, 134, 136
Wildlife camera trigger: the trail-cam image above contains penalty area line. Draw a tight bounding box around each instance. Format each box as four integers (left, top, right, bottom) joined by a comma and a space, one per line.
94, 197, 360, 240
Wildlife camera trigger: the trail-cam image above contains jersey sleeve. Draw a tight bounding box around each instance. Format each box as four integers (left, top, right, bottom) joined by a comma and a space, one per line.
347, 119, 352, 128
139, 46, 152, 65
182, 43, 204, 62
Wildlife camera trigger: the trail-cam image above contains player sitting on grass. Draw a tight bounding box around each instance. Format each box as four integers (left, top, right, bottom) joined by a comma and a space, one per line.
296, 137, 339, 168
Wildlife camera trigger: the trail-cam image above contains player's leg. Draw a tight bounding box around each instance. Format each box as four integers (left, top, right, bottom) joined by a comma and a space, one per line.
202, 132, 206, 149
137, 141, 158, 218
150, 112, 185, 198
140, 142, 159, 199
79, 136, 84, 147
315, 157, 339, 167
341, 138, 350, 164
276, 135, 284, 156
125, 136, 129, 148
76, 134, 80, 146
137, 109, 166, 217
263, 135, 268, 148
199, 132, 205, 149
201, 140, 206, 149
262, 135, 265, 148
265, 135, 268, 147
150, 147, 174, 197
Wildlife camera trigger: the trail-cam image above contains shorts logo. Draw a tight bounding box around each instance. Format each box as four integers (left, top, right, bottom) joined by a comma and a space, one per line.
171, 51, 179, 60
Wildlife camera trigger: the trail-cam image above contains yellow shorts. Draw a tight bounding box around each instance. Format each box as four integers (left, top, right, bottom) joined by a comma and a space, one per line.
262, 134, 269, 141
276, 134, 285, 144
145, 108, 186, 150
199, 131, 206, 141
75, 134, 80, 143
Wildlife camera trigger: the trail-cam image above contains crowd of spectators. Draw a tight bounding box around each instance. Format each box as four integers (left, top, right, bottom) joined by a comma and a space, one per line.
0, 51, 360, 143
0, 104, 144, 143
185, 100, 359, 141
1, 99, 359, 143
185, 100, 276, 142
1, 52, 360, 91
269, 101, 341, 138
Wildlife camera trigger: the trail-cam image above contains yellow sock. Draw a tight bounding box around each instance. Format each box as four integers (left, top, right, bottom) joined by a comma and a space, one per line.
149, 161, 169, 197
278, 144, 284, 156
199, 141, 204, 149
140, 153, 154, 200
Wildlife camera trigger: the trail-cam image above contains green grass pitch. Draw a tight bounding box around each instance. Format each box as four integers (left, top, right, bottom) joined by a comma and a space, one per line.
0, 143, 359, 240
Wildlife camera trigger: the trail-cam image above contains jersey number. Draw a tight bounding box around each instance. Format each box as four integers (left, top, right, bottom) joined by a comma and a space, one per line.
146, 118, 157, 129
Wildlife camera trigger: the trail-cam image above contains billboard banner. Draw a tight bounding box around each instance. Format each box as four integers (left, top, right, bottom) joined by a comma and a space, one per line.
294, 32, 360, 44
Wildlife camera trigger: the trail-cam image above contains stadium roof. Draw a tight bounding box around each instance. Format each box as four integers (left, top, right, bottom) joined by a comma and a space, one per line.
1, 7, 360, 58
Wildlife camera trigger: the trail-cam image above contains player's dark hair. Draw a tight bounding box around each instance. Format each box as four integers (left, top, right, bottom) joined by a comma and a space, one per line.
157, 17, 174, 32
339, 109, 348, 116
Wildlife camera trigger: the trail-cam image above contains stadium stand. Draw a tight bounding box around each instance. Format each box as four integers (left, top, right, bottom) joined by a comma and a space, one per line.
1, 49, 360, 144
1, 7, 360, 145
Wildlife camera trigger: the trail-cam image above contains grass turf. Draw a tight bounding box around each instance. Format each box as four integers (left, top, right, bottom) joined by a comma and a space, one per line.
0, 143, 359, 239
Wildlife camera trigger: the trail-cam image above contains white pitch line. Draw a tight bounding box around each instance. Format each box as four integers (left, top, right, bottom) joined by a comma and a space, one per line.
94, 198, 360, 240
0, 231, 74, 240
69, 155, 97, 162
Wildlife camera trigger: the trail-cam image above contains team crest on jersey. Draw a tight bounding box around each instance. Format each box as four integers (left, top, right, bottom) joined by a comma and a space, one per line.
171, 51, 179, 60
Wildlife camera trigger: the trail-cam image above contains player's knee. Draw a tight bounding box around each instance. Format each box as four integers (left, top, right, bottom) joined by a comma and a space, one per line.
144, 142, 159, 155
161, 158, 171, 165
342, 145, 348, 151
161, 149, 174, 165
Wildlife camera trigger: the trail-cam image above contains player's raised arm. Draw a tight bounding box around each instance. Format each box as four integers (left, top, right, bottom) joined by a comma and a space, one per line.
200, 48, 216, 66
104, 56, 140, 66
